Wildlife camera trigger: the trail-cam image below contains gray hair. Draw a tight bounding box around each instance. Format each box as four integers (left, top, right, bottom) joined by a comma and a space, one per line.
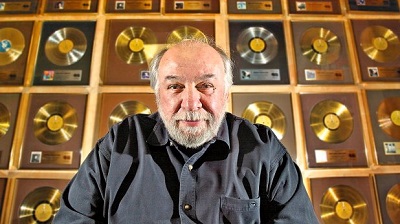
148, 37, 233, 95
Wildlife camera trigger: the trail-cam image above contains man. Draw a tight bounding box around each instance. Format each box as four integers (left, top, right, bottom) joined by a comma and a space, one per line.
54, 38, 318, 223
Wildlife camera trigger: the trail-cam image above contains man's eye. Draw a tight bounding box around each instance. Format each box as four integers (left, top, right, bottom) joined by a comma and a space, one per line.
196, 82, 215, 94
167, 84, 185, 91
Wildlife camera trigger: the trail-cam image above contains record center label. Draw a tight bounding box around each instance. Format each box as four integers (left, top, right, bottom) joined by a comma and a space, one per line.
384, 142, 400, 155
240, 69, 281, 81
236, 1, 273, 11
315, 149, 357, 163
30, 151, 73, 165
0, 2, 31, 11
42, 70, 82, 81
305, 69, 344, 81
295, 1, 333, 11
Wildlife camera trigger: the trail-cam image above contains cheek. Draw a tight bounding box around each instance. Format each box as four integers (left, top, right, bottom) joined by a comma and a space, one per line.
158, 93, 179, 115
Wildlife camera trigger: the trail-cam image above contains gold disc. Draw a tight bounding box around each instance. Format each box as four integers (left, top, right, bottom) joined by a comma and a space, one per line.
19, 186, 61, 224
242, 101, 286, 140
0, 102, 11, 139
300, 27, 341, 65
236, 27, 278, 64
320, 185, 368, 224
386, 183, 400, 223
115, 26, 158, 65
167, 26, 207, 44
45, 27, 87, 66
310, 100, 354, 143
360, 25, 400, 63
33, 101, 78, 145
0, 27, 25, 66
377, 97, 400, 139
108, 101, 151, 127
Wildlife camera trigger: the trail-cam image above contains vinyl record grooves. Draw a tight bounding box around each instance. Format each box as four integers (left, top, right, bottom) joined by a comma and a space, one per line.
0, 27, 25, 66
300, 27, 341, 65
45, 27, 87, 66
377, 97, 400, 139
310, 100, 353, 143
320, 185, 368, 224
0, 102, 10, 139
242, 101, 286, 139
33, 101, 78, 145
108, 101, 151, 127
19, 186, 61, 224
236, 27, 278, 64
360, 25, 400, 63
167, 26, 207, 44
386, 184, 400, 223
115, 26, 158, 65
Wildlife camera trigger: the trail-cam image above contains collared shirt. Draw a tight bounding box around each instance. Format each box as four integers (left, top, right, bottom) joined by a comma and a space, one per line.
54, 112, 318, 223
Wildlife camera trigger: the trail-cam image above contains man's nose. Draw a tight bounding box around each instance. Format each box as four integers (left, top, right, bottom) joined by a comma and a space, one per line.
181, 86, 202, 111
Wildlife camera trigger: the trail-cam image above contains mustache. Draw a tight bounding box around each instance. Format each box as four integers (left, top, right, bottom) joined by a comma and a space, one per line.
173, 111, 213, 121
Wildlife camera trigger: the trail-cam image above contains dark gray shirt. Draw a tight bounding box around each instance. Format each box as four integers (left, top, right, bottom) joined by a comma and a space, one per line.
54, 112, 318, 223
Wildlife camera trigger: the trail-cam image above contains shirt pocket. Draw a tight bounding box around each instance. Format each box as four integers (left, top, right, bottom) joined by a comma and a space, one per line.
220, 196, 260, 224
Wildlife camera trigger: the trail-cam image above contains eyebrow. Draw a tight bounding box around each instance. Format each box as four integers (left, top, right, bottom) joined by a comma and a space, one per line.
164, 74, 216, 82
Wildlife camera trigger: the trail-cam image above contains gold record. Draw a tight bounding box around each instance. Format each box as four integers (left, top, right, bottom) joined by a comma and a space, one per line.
320, 185, 368, 224
360, 25, 400, 63
386, 183, 400, 223
19, 186, 61, 224
45, 27, 87, 66
242, 101, 286, 140
167, 26, 207, 44
115, 26, 158, 65
33, 101, 78, 145
108, 101, 151, 127
0, 27, 25, 66
377, 97, 400, 139
0, 102, 11, 139
236, 27, 278, 65
310, 100, 353, 143
300, 27, 341, 65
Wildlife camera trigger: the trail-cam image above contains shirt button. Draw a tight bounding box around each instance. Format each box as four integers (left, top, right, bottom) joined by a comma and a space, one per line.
188, 164, 193, 171
184, 204, 192, 211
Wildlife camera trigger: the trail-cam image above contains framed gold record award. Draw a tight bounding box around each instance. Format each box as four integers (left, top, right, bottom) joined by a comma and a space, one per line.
311, 177, 378, 224
164, 0, 220, 13
231, 93, 297, 160
227, 0, 282, 14
44, 0, 99, 13
347, 0, 400, 12
287, 0, 342, 14
292, 21, 354, 84
375, 173, 400, 224
101, 19, 214, 85
0, 0, 39, 14
300, 93, 367, 168
0, 94, 20, 169
98, 93, 157, 137
105, 0, 160, 13
33, 21, 96, 86
10, 178, 69, 224
0, 21, 34, 85
366, 90, 400, 165
229, 20, 289, 85
351, 20, 400, 82
19, 93, 87, 169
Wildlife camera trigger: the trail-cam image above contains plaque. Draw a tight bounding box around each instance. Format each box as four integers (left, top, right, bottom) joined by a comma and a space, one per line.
0, 0, 39, 14
287, 0, 342, 14
311, 177, 378, 224
366, 90, 400, 165
231, 93, 297, 160
229, 20, 289, 85
11, 179, 69, 223
105, 0, 160, 13
347, 0, 399, 12
33, 21, 96, 86
45, 0, 99, 12
375, 173, 400, 224
165, 0, 220, 13
20, 93, 86, 169
300, 93, 367, 168
0, 94, 20, 169
102, 19, 215, 85
98, 93, 157, 137
352, 20, 400, 82
227, 0, 282, 14
292, 21, 354, 84
0, 21, 34, 85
